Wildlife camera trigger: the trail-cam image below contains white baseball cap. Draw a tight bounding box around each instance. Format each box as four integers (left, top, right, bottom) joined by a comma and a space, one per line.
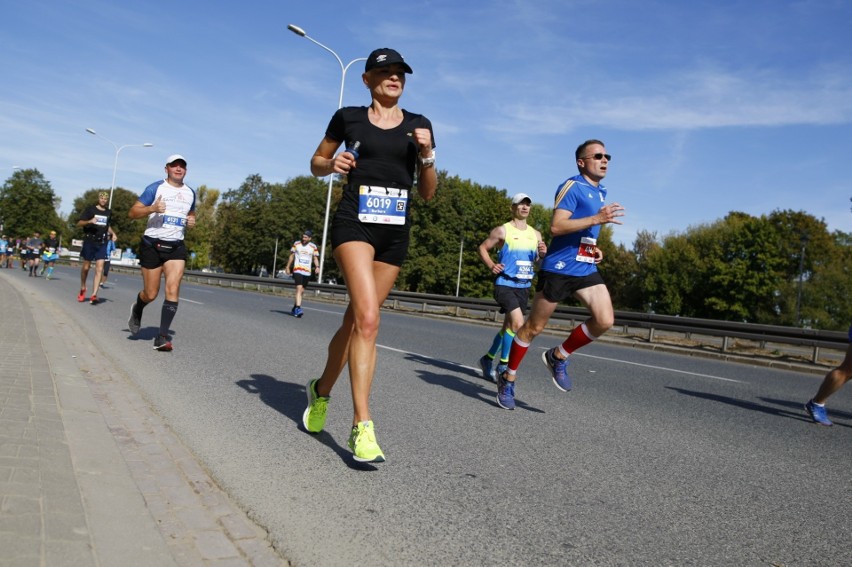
166, 154, 187, 165
512, 193, 532, 205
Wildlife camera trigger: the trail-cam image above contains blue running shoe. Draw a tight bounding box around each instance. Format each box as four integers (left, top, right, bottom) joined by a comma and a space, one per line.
496, 362, 508, 378
805, 400, 833, 426
478, 355, 495, 382
496, 372, 516, 410
542, 347, 571, 392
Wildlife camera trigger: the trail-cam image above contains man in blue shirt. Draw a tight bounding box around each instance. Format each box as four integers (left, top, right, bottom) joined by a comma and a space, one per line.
496, 139, 625, 410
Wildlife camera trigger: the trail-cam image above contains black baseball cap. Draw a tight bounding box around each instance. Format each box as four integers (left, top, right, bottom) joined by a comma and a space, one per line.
365, 48, 413, 74
303, 230, 313, 237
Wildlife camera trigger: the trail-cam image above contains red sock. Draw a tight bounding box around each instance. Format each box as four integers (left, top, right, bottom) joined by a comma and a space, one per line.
560, 323, 595, 355
506, 336, 531, 375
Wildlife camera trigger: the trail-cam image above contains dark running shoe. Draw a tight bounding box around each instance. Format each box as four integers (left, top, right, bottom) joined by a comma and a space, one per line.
128, 304, 141, 335
478, 355, 495, 382
153, 335, 173, 352
542, 347, 571, 392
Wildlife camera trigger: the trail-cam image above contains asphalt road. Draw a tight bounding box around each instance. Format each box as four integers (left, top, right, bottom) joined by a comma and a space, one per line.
15, 265, 852, 566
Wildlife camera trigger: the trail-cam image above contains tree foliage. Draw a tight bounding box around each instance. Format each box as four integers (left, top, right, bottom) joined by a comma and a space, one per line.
637, 209, 849, 329
184, 185, 220, 270
0, 169, 64, 240
211, 175, 327, 275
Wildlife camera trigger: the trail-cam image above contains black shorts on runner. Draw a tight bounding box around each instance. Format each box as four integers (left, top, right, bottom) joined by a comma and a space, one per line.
330, 218, 410, 267
535, 271, 606, 304
292, 273, 311, 287
494, 285, 531, 315
81, 240, 109, 262
139, 236, 187, 269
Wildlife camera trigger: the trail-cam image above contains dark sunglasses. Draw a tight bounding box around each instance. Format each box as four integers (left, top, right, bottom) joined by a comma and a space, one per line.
581, 153, 611, 161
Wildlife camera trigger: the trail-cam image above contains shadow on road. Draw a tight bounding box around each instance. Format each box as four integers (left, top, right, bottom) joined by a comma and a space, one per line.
664, 386, 844, 425
235, 374, 379, 470
760, 396, 852, 425
405, 352, 544, 413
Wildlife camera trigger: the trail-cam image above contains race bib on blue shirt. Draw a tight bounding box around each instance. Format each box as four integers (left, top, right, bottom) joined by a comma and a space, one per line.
163, 214, 187, 227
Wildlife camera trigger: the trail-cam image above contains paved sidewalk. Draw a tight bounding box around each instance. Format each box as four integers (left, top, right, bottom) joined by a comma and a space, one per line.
0, 273, 288, 566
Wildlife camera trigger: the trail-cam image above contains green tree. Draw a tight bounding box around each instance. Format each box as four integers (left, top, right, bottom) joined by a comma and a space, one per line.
211, 175, 326, 275
637, 211, 841, 324
641, 232, 699, 315
796, 229, 851, 330
697, 213, 784, 322
764, 209, 834, 326
184, 185, 220, 270
0, 169, 64, 239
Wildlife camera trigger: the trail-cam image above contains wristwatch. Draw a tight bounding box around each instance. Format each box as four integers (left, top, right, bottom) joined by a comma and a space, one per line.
418, 149, 436, 168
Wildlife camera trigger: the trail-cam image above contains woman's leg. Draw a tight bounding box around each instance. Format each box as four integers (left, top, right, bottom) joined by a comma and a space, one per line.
317, 241, 399, 424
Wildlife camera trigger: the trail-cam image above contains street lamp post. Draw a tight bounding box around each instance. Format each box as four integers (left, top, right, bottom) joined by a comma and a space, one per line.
85, 128, 153, 209
795, 234, 809, 326
287, 24, 367, 284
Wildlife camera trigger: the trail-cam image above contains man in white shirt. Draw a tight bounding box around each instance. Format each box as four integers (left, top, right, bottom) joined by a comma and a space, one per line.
284, 230, 319, 318
127, 155, 196, 351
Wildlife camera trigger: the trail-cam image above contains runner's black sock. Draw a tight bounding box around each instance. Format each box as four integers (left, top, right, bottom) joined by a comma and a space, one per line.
159, 300, 178, 336
133, 292, 150, 318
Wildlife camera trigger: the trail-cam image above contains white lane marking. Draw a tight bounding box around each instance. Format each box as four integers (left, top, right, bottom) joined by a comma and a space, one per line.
303, 307, 345, 316
378, 345, 471, 371
379, 345, 743, 383
181, 298, 204, 305
572, 352, 744, 383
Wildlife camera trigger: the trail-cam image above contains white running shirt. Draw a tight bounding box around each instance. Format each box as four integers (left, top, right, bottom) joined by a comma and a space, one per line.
138, 180, 197, 241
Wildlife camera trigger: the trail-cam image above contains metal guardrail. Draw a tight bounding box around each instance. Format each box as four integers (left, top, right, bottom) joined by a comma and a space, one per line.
376, 289, 847, 363
109, 266, 848, 364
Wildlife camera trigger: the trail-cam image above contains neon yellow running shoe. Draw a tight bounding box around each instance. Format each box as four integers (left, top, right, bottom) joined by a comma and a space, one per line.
347, 421, 386, 463
302, 379, 329, 433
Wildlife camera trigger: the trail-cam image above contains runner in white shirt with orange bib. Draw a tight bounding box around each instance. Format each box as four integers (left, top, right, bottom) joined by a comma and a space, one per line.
284, 230, 319, 318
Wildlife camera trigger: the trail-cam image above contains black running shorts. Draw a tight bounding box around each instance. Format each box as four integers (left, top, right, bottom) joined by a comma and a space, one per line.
494, 285, 531, 314
139, 236, 187, 269
535, 271, 606, 303
293, 273, 311, 287
330, 218, 410, 267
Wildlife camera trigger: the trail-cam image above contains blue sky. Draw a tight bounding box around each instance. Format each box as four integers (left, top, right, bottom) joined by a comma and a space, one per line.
2, 0, 851, 245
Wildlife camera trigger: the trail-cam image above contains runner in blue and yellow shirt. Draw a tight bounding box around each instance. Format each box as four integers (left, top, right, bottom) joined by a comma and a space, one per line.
477, 193, 546, 382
